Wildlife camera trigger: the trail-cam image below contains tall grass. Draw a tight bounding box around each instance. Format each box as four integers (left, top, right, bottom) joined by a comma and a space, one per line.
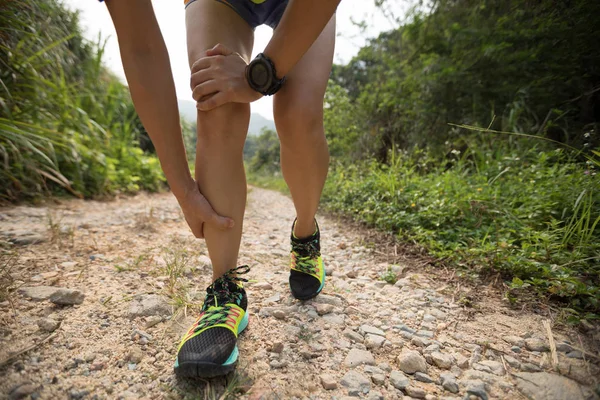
0, 0, 164, 201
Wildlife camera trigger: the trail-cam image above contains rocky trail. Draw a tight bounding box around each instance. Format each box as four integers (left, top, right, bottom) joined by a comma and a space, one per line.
0, 187, 599, 400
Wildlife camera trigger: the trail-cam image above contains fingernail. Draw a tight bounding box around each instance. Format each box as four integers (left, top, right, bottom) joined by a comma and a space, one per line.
227, 219, 235, 228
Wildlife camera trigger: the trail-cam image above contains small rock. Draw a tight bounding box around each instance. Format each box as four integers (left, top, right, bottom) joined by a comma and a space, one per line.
521, 362, 542, 372
83, 353, 96, 363
320, 374, 337, 390
322, 313, 345, 325
372, 374, 386, 385
397, 349, 427, 374
414, 372, 434, 383
315, 303, 334, 315
378, 362, 392, 372
340, 370, 371, 393
416, 330, 435, 338
411, 337, 432, 348
90, 362, 104, 371
144, 315, 163, 329
503, 355, 520, 369
389, 370, 409, 390
37, 317, 60, 332
365, 334, 386, 350
477, 360, 504, 376
465, 380, 488, 400
555, 342, 573, 353
254, 282, 272, 290
197, 255, 211, 268
19, 286, 60, 301
60, 261, 78, 268
264, 293, 281, 303
360, 325, 385, 337
127, 348, 144, 364
503, 335, 525, 347
9, 383, 36, 400
405, 385, 427, 399
344, 348, 375, 367
269, 359, 288, 369
343, 329, 364, 343
271, 342, 284, 353
428, 351, 454, 369
511, 346, 522, 353
440, 372, 459, 393
129, 295, 172, 318
11, 234, 45, 246
524, 338, 549, 352
566, 350, 584, 359
272, 309, 287, 320
69, 389, 89, 400
49, 288, 84, 305
367, 391, 384, 400
315, 294, 343, 306
514, 372, 584, 400
131, 329, 153, 342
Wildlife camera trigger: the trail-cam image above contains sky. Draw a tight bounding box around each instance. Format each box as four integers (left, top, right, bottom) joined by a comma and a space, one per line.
63, 0, 406, 120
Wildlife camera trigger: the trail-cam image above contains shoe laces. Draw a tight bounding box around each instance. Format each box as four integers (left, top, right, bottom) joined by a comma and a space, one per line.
195, 265, 249, 331
292, 238, 320, 275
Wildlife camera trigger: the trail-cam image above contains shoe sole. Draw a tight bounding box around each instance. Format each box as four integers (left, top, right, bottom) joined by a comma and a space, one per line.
174, 311, 249, 378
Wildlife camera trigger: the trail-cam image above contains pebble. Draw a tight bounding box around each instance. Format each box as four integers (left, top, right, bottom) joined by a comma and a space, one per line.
503, 355, 520, 368
37, 317, 60, 332
360, 325, 385, 337
555, 342, 573, 353
389, 370, 409, 390
322, 313, 345, 325
524, 337, 549, 352
566, 350, 584, 359
405, 385, 427, 399
272, 309, 287, 320
269, 359, 288, 369
320, 374, 337, 390
19, 286, 61, 301
365, 334, 386, 349
521, 362, 542, 372
477, 360, 505, 375
440, 372, 459, 393
315, 303, 334, 315
128, 295, 172, 318
144, 316, 163, 329
90, 362, 105, 371
414, 372, 434, 383
127, 348, 144, 364
340, 370, 371, 393
411, 337, 432, 347
344, 348, 375, 367
315, 294, 343, 307
428, 351, 454, 369
503, 335, 525, 347
511, 346, 521, 353
254, 282, 272, 290
416, 330, 435, 338
9, 383, 36, 400
343, 329, 364, 343
367, 391, 384, 400
271, 342, 284, 353
397, 349, 427, 374
69, 389, 90, 400
464, 380, 488, 400
514, 372, 585, 400
49, 288, 85, 305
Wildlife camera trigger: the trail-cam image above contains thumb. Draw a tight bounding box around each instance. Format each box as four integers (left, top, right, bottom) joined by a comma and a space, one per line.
206, 43, 233, 56
208, 213, 235, 230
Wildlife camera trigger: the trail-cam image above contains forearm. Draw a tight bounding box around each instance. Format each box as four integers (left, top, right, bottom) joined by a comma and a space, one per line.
264, 0, 340, 77
120, 49, 193, 198
107, 0, 193, 198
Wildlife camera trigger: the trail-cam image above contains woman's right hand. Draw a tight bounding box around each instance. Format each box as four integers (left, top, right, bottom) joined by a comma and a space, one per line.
176, 179, 234, 238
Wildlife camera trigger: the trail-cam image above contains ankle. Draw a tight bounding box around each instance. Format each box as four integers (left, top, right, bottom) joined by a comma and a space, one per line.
293, 218, 317, 239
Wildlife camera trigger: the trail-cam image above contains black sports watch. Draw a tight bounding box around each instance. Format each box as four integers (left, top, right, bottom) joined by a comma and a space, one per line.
245, 53, 286, 96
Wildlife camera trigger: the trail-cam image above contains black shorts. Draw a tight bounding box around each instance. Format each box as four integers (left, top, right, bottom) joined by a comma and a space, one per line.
184, 0, 288, 29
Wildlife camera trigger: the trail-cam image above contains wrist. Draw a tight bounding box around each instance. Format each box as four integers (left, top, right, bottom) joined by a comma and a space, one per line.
171, 176, 197, 201
245, 53, 286, 96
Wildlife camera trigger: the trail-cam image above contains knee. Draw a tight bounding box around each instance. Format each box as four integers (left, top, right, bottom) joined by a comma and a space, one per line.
196, 103, 249, 150
274, 100, 324, 148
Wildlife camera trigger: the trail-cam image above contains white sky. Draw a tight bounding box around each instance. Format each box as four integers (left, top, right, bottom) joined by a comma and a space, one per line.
63, 0, 405, 120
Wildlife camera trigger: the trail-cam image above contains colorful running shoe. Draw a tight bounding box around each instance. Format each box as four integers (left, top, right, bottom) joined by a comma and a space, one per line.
289, 219, 325, 300
174, 265, 249, 378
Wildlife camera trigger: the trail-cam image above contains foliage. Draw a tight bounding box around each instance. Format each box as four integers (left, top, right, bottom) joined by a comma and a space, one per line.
245, 128, 281, 174
322, 143, 600, 317
0, 0, 165, 201
329, 0, 600, 160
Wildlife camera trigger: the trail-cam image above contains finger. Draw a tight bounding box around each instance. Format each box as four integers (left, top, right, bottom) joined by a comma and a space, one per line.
190, 68, 212, 89
190, 55, 222, 74
206, 43, 233, 57
192, 80, 220, 102
197, 91, 230, 111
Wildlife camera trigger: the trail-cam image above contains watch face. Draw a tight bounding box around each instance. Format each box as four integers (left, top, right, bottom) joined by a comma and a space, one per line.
250, 61, 270, 89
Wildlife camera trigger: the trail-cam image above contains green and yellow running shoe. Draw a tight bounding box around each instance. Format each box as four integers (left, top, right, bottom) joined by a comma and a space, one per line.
174, 265, 249, 378
289, 219, 325, 300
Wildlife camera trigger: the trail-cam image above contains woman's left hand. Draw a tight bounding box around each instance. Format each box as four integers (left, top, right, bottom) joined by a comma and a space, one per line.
190, 44, 263, 111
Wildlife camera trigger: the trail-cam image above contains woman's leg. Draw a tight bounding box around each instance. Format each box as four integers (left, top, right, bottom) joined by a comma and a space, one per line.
186, 0, 254, 280
273, 17, 335, 238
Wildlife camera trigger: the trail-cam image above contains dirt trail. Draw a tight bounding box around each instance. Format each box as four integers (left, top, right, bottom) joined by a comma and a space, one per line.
0, 188, 598, 400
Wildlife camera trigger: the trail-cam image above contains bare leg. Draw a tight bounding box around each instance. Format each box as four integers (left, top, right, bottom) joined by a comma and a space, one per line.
273, 17, 335, 238
185, 0, 254, 280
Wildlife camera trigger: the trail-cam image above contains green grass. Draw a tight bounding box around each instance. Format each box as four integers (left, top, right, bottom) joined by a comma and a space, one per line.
246, 170, 289, 195
0, 0, 165, 201
322, 144, 600, 321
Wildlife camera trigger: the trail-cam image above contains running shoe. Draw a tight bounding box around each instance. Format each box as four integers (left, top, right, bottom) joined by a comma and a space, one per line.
174, 265, 249, 378
289, 219, 325, 300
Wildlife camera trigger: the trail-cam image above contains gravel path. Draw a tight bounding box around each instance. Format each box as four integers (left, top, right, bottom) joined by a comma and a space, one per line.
1, 187, 598, 400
